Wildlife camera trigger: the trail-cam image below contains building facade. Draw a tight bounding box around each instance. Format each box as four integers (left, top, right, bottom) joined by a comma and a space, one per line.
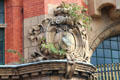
0, 0, 120, 79
0, 0, 119, 65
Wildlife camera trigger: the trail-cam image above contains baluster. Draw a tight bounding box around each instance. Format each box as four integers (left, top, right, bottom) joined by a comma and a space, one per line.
96, 65, 99, 80
98, 65, 102, 80
109, 64, 112, 80
115, 64, 119, 80
102, 64, 105, 80
105, 64, 108, 80
112, 64, 115, 80
119, 64, 120, 79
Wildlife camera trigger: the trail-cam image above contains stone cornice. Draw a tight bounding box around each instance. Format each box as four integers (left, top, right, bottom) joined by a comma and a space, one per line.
0, 60, 96, 80
0, 24, 7, 28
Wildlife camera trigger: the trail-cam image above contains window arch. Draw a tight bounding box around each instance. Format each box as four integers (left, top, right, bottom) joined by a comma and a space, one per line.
91, 35, 120, 65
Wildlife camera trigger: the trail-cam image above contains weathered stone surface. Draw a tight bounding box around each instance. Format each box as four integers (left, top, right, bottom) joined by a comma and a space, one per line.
24, 15, 47, 59
116, 0, 120, 9
88, 0, 116, 17
27, 4, 91, 63
23, 0, 120, 64
24, 48, 29, 62
0, 60, 96, 80
88, 0, 120, 20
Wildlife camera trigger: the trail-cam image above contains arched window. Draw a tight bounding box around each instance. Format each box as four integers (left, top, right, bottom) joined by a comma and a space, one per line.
91, 35, 120, 65
0, 0, 4, 65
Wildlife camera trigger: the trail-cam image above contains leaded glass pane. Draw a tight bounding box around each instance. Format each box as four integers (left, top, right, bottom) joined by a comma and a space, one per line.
103, 40, 110, 49
91, 57, 97, 65
118, 42, 120, 50
118, 36, 120, 41
111, 41, 118, 50
91, 35, 120, 65
112, 50, 119, 58
104, 49, 111, 58
113, 59, 119, 63
92, 51, 96, 56
97, 58, 104, 65
97, 49, 104, 57
105, 58, 112, 64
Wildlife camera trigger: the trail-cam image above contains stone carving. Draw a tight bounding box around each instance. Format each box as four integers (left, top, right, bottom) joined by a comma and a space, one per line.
28, 4, 90, 63
109, 8, 120, 20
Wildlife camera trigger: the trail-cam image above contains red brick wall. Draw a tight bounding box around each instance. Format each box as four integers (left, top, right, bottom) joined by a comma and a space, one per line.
23, 0, 44, 18
44, 0, 83, 14
5, 0, 23, 64
23, 0, 87, 19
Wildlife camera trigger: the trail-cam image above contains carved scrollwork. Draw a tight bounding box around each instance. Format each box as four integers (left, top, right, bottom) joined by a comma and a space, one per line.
28, 4, 90, 63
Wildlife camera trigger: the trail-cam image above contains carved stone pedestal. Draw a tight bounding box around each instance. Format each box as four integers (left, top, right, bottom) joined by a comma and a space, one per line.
0, 60, 97, 80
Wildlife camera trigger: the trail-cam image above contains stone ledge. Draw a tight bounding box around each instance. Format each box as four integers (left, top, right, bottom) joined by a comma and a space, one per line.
0, 24, 7, 28
0, 60, 97, 80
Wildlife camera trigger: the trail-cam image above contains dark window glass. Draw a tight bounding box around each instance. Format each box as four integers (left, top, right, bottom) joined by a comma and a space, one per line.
112, 51, 119, 58
118, 42, 120, 50
91, 57, 96, 65
0, 29, 4, 65
113, 59, 119, 63
97, 58, 104, 65
0, 42, 4, 50
0, 0, 4, 24
0, 53, 3, 65
0, 0, 5, 65
105, 58, 112, 64
104, 49, 111, 58
111, 41, 118, 50
97, 49, 104, 57
104, 41, 110, 49
92, 51, 96, 56
118, 36, 120, 41
0, 14, 4, 24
